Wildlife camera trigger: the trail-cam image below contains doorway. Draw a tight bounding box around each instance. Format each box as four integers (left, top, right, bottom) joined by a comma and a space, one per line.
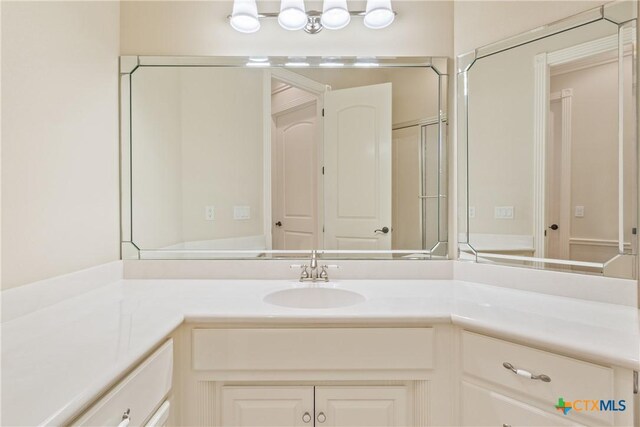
271, 78, 322, 250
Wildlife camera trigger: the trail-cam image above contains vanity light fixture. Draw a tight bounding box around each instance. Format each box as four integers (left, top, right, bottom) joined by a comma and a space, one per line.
321, 0, 351, 30
363, 0, 395, 29
278, 0, 308, 31
228, 0, 396, 34
229, 0, 261, 33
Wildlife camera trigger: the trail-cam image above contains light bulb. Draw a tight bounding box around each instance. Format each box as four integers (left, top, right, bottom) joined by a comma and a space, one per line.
363, 0, 394, 29
278, 0, 307, 31
230, 0, 260, 33
321, 0, 350, 30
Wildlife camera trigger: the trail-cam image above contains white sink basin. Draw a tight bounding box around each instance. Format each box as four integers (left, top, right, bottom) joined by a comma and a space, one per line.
264, 287, 366, 309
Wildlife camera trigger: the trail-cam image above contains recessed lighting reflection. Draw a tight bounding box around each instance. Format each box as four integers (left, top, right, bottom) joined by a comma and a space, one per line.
320, 62, 345, 67
354, 62, 379, 67
249, 56, 269, 62
246, 62, 271, 67
285, 62, 310, 67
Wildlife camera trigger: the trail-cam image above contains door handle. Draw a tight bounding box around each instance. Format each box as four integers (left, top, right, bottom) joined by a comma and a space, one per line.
548, 224, 559, 230
275, 221, 282, 227
374, 226, 390, 234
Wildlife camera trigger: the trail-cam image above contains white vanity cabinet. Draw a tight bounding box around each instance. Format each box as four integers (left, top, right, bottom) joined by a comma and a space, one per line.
314, 386, 409, 426
221, 386, 314, 426
181, 326, 445, 426
73, 339, 174, 427
221, 385, 408, 426
459, 331, 635, 427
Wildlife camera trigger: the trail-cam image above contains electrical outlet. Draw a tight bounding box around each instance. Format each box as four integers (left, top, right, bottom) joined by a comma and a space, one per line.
233, 205, 251, 220
205, 206, 215, 221
494, 206, 514, 219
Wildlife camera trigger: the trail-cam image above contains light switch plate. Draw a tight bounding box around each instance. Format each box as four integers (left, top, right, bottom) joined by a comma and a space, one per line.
494, 206, 514, 219
205, 206, 215, 221
469, 207, 476, 218
233, 205, 251, 220
575, 205, 585, 218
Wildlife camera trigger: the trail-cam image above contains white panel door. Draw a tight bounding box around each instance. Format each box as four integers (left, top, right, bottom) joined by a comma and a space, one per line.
324, 83, 392, 250
273, 102, 319, 250
222, 386, 314, 427
314, 386, 408, 427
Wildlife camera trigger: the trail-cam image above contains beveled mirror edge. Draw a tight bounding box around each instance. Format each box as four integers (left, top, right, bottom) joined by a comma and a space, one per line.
456, 1, 638, 278
119, 56, 449, 261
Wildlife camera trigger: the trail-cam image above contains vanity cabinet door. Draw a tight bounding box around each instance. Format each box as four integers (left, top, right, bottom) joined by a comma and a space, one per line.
314, 386, 408, 427
221, 386, 314, 427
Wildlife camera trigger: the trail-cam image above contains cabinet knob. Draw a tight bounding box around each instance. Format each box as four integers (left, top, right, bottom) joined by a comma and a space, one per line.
302, 412, 311, 423
317, 412, 326, 423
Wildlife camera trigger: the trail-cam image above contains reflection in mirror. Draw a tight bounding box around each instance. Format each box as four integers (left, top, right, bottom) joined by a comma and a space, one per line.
127, 61, 447, 259
460, 9, 637, 277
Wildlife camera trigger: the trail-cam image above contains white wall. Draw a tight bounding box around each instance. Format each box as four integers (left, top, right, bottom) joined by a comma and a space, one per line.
1, 1, 120, 290
120, 0, 453, 57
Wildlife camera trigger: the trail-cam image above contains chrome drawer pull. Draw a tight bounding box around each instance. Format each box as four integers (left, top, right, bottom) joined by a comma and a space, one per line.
118, 409, 131, 427
503, 362, 551, 382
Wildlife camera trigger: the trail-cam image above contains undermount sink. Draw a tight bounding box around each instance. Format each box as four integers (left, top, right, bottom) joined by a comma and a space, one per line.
264, 287, 366, 309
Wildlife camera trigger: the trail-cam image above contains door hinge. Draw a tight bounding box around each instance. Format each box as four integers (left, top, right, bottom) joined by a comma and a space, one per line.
544, 230, 547, 237
322, 166, 325, 175
322, 108, 325, 117
634, 371, 638, 394
323, 226, 325, 233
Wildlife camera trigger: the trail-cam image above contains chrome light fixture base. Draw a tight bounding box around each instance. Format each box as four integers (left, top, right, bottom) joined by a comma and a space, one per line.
304, 13, 323, 34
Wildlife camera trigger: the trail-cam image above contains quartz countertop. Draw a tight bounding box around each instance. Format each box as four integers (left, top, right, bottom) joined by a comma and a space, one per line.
2, 279, 638, 426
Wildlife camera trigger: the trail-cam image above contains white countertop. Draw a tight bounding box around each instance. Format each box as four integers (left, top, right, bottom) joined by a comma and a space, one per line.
2, 278, 638, 426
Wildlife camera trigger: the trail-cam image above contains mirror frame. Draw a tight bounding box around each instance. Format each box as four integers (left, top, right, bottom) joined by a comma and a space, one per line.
457, 1, 638, 277
120, 56, 449, 260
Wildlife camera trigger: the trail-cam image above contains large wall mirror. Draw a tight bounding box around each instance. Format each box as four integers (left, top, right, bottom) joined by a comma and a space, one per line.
458, 2, 637, 278
121, 57, 448, 260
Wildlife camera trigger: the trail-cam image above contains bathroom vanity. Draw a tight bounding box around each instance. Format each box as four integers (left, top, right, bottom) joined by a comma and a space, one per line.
2, 261, 637, 427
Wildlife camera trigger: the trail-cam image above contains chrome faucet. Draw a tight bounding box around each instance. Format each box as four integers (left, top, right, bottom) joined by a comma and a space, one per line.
291, 250, 338, 282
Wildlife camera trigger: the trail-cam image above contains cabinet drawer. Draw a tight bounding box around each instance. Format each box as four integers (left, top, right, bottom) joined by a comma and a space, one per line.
74, 339, 173, 427
193, 328, 433, 371
461, 381, 584, 426
462, 331, 613, 425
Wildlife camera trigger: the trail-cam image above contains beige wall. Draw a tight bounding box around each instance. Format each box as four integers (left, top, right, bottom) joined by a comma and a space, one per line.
1, 1, 120, 289
179, 68, 264, 243
121, 1, 453, 57
466, 20, 618, 238
131, 67, 184, 249
550, 55, 636, 262
131, 67, 265, 248
453, 1, 609, 55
